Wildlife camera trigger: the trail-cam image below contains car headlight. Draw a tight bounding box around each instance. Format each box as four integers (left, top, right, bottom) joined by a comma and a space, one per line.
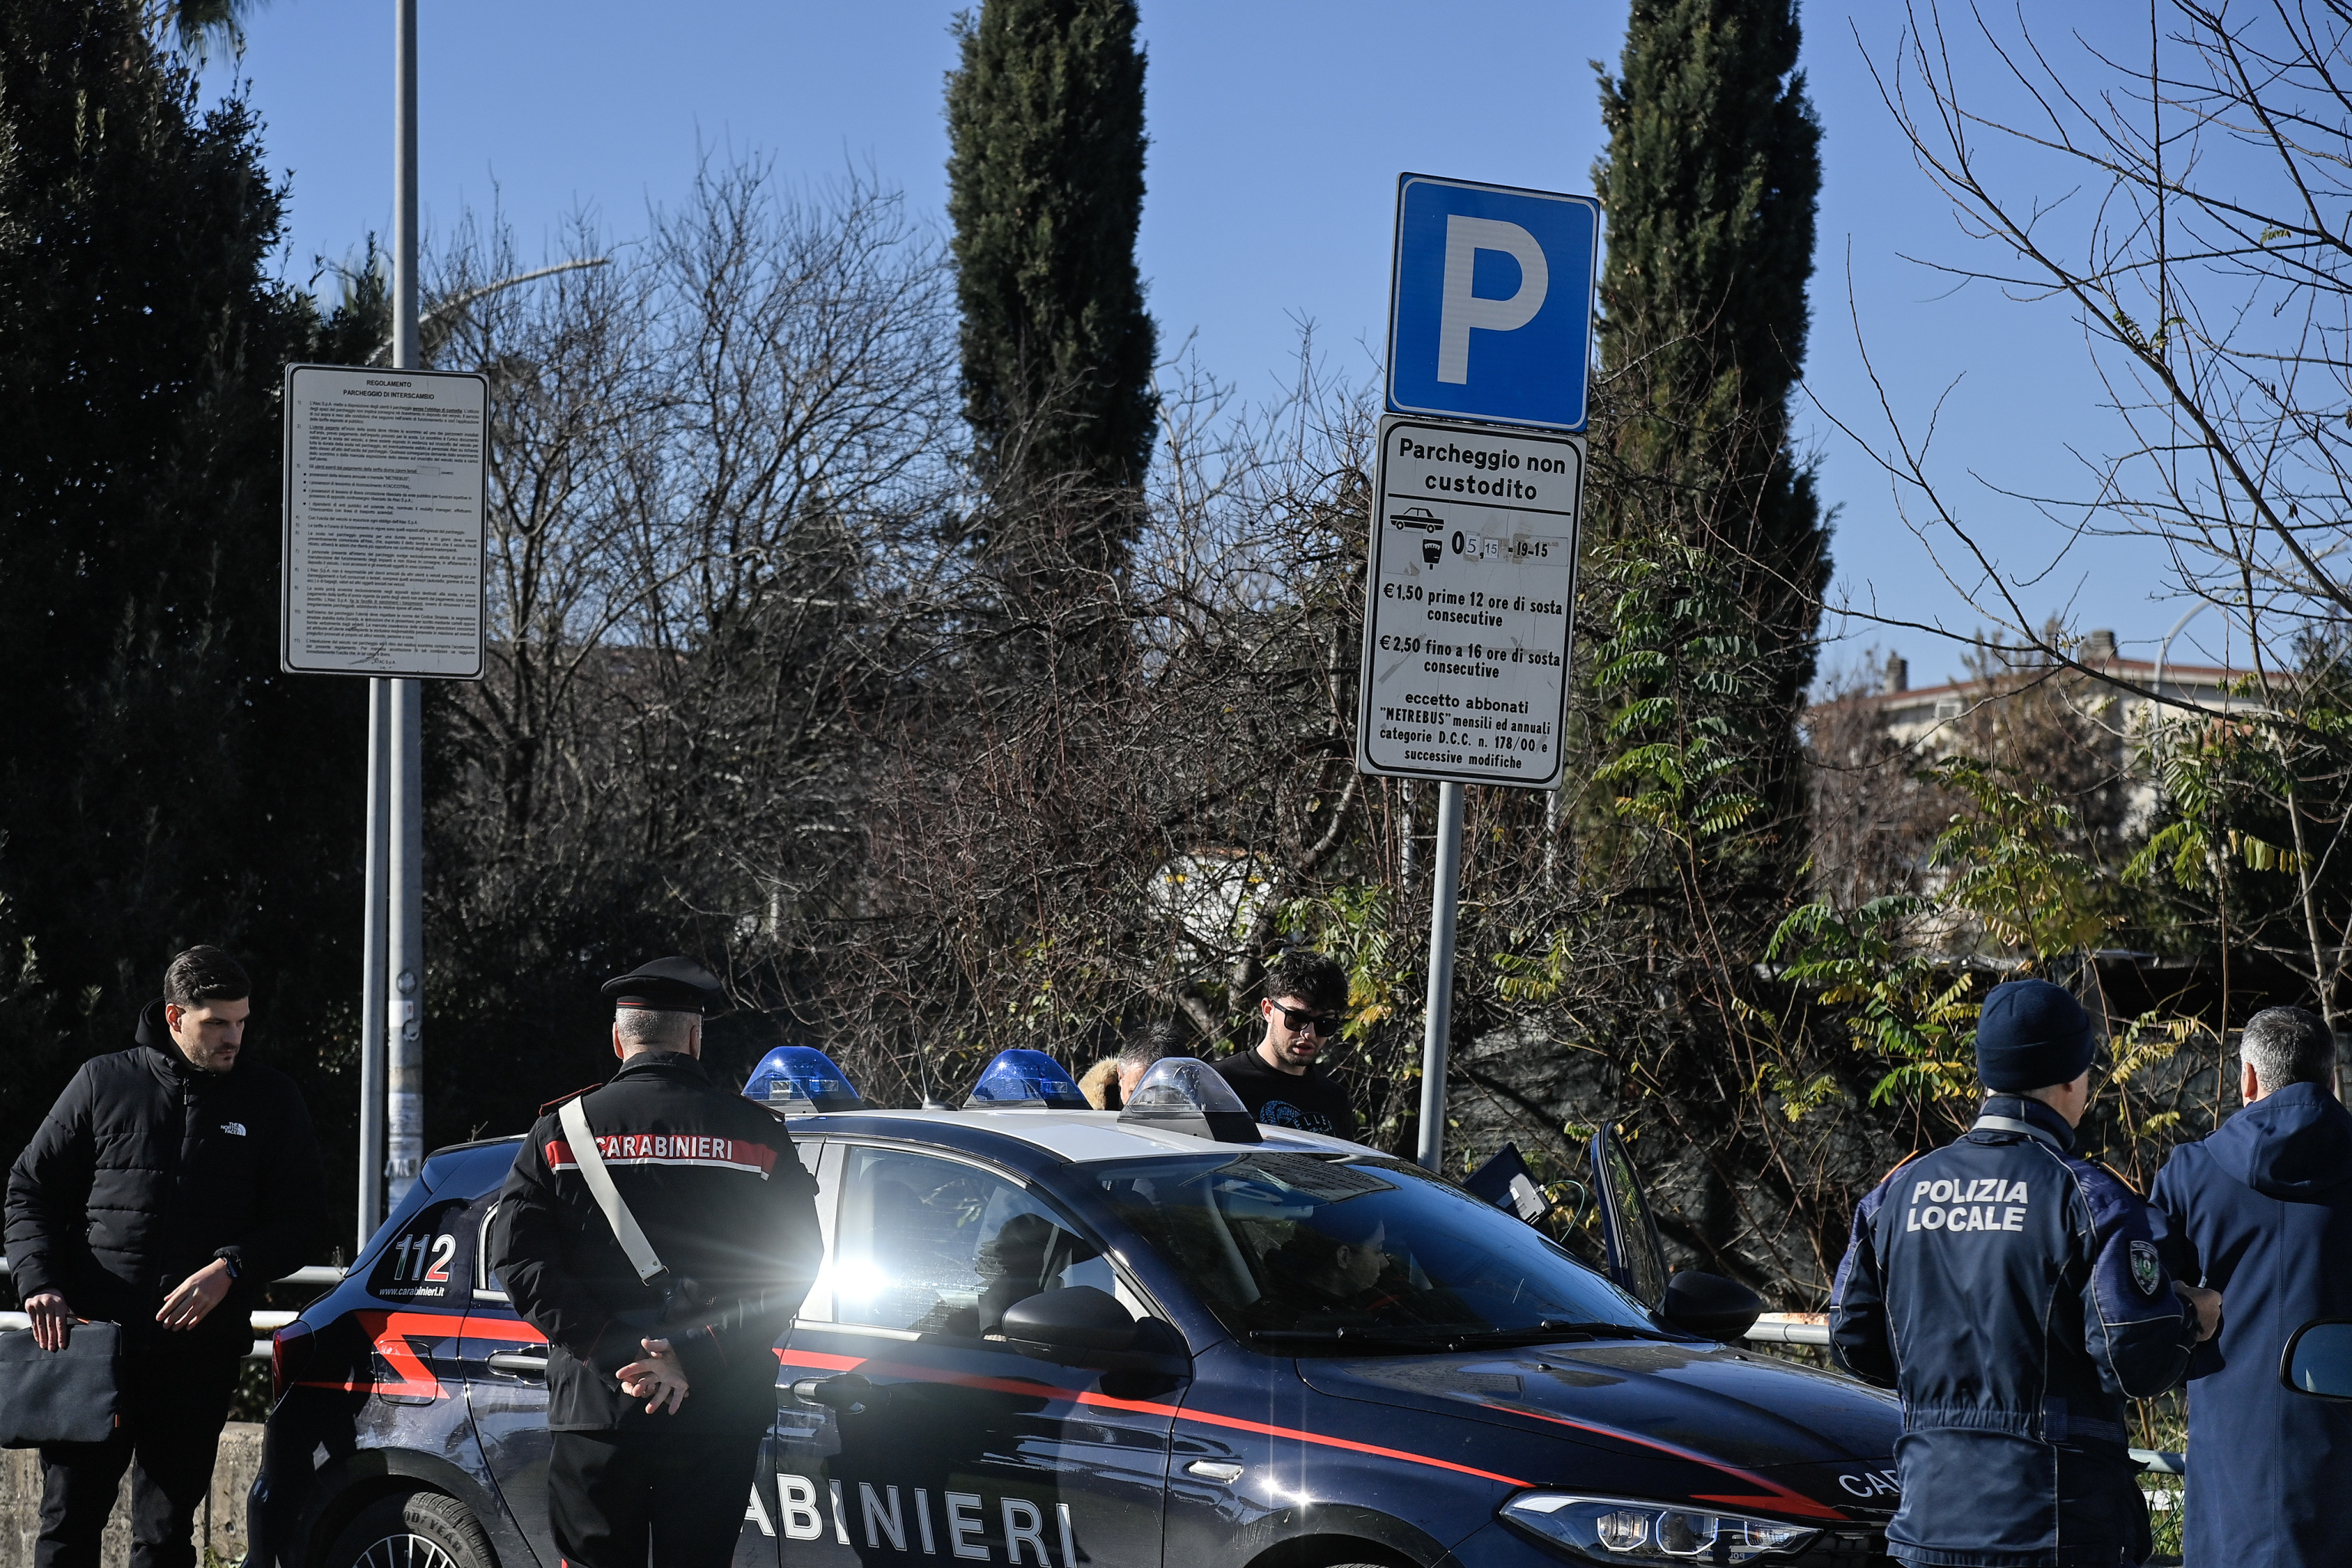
1499, 1493, 1820, 1563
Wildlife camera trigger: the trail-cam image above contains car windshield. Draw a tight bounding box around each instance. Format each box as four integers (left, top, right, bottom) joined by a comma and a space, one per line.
1093, 1151, 1660, 1349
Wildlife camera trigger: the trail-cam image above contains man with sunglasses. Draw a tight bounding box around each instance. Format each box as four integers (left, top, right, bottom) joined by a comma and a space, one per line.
1216, 950, 1357, 1138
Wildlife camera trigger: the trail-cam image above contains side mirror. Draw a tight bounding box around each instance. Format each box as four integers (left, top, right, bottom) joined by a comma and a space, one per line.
998, 1286, 1137, 1355
2283, 1318, 2352, 1400
1661, 1272, 1763, 1342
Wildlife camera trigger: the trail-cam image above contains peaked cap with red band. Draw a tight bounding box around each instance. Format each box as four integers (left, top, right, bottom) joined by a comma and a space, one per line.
600, 955, 722, 1013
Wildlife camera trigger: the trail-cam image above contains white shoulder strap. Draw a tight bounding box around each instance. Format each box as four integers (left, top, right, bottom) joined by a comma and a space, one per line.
557, 1095, 668, 1285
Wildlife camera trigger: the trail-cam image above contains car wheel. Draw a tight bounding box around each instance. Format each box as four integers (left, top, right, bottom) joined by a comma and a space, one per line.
327, 1490, 498, 1568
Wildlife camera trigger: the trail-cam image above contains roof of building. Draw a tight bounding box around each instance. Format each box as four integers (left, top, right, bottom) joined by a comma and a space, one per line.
1845, 654, 2256, 713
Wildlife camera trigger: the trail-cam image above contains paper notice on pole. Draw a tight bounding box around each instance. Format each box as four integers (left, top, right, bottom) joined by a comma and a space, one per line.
281, 363, 489, 678
1354, 414, 1583, 789
387, 1089, 423, 1181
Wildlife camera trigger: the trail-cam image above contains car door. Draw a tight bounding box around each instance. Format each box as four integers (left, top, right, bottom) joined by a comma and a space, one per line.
1590, 1124, 1671, 1310
776, 1143, 1181, 1568
455, 1187, 561, 1567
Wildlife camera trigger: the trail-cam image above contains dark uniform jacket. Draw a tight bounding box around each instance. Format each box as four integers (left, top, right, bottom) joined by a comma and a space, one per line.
3, 999, 327, 1354
1831, 1096, 2198, 1568
2151, 1080, 2352, 1568
489, 1052, 822, 1435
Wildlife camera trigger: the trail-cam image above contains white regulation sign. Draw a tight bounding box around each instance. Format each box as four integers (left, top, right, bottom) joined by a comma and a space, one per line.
281, 363, 489, 679
1355, 415, 1583, 789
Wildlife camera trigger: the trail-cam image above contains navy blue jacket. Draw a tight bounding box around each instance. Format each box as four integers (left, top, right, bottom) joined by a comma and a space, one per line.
2151, 1080, 2352, 1568
1831, 1096, 2198, 1567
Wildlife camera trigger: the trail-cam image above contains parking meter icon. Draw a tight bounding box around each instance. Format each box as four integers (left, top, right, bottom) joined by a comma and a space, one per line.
1422, 538, 1442, 565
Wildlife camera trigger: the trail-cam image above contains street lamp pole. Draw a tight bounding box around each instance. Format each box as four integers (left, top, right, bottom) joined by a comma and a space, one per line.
383, 0, 426, 1217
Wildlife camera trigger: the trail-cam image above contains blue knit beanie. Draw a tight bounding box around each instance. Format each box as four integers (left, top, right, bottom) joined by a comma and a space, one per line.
1975, 978, 2096, 1092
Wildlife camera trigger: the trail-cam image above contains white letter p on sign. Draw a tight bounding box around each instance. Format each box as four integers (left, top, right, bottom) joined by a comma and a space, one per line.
1436, 216, 1549, 384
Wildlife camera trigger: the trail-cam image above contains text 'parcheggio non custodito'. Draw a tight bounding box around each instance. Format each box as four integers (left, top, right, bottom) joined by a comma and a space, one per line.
1355, 416, 1585, 787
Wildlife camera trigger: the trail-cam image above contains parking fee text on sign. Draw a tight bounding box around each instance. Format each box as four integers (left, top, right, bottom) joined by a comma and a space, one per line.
1356, 416, 1583, 789
1386, 175, 1599, 433
281, 363, 490, 679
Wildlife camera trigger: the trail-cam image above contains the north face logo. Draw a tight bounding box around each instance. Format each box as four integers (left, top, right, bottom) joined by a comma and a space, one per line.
220, 1122, 247, 1136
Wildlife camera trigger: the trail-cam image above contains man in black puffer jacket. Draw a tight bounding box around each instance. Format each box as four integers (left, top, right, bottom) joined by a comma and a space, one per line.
5, 946, 325, 1568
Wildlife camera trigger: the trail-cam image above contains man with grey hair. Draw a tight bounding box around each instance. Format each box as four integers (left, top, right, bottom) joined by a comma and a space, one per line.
1081, 1020, 1184, 1109
491, 956, 822, 1568
2154, 1005, 2352, 1567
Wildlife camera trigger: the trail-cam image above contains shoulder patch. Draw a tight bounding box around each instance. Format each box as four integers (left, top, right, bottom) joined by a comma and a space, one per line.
2129, 1238, 2163, 1297
537, 1083, 602, 1117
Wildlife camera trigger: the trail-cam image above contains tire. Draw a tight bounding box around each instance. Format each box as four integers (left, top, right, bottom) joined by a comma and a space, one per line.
325, 1490, 499, 1568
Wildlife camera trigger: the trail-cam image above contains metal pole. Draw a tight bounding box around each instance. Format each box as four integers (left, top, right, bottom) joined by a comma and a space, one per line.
385, 0, 426, 1209
358, 682, 390, 1250
1416, 782, 1466, 1172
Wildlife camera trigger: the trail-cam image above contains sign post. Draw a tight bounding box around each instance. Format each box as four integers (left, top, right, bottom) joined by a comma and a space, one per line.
281, 354, 485, 1234
280, 5, 491, 1244
1366, 174, 1599, 1173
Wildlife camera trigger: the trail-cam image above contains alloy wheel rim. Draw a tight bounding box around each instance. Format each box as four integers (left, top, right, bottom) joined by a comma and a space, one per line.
358, 1532, 460, 1568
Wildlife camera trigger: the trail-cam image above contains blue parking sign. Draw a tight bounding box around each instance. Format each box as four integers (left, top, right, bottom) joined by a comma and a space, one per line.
1387, 174, 1599, 433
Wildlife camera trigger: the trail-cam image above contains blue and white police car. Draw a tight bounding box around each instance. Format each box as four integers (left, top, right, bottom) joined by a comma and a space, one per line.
252, 1050, 1904, 1568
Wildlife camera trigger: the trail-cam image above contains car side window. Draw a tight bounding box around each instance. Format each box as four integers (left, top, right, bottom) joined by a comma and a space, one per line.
475, 1197, 510, 1303
831, 1146, 1115, 1339
370, 1197, 475, 1304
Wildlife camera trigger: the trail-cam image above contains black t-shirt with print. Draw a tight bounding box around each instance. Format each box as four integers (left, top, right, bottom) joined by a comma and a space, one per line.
1215, 1050, 1357, 1139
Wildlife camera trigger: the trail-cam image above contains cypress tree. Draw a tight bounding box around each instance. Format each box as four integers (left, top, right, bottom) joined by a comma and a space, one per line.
1504, 0, 1836, 1291
946, 0, 1157, 546
1590, 0, 1828, 788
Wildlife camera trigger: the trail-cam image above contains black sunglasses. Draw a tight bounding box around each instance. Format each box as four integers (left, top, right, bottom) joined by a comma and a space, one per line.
1269, 1000, 1344, 1035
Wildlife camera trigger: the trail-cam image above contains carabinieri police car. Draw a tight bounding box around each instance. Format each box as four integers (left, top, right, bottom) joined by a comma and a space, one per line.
251, 1051, 1906, 1568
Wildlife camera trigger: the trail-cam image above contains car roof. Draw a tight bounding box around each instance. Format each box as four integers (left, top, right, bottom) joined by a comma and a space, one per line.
421, 1109, 1380, 1194
786, 1107, 1381, 1166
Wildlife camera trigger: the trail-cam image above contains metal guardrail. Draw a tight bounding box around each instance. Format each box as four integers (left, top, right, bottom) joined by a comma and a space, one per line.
1743, 1313, 1831, 1346
0, 1258, 343, 1359
1742, 1315, 2187, 1478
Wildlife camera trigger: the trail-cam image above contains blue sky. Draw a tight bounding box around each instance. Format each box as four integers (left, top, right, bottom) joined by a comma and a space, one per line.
202, 2, 2203, 690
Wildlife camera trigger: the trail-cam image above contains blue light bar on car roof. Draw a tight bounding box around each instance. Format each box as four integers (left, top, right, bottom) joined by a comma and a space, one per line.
744, 1045, 862, 1112
964, 1048, 1091, 1110
1117, 1057, 1262, 1144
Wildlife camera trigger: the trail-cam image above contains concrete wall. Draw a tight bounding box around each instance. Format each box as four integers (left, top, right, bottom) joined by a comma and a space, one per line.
0, 1423, 262, 1568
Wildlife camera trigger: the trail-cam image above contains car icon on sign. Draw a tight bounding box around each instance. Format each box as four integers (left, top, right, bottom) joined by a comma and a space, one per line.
1388, 506, 1445, 533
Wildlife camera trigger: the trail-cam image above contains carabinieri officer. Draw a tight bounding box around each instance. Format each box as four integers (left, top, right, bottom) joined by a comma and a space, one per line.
1830, 978, 2220, 1568
490, 957, 822, 1568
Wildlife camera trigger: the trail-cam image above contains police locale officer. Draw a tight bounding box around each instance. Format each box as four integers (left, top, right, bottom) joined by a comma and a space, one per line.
1830, 978, 2222, 1568
488, 957, 822, 1568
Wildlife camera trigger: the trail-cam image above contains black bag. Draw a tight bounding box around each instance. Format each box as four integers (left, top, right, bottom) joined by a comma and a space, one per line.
0, 1321, 120, 1447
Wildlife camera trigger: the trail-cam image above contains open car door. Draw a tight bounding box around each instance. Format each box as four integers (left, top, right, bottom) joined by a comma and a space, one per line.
1590, 1124, 1671, 1312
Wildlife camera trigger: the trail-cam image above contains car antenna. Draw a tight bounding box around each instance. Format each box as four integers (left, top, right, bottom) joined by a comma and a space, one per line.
915, 1047, 950, 1111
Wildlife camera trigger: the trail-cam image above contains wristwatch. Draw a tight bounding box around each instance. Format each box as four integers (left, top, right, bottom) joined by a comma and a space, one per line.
220, 1256, 240, 1281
